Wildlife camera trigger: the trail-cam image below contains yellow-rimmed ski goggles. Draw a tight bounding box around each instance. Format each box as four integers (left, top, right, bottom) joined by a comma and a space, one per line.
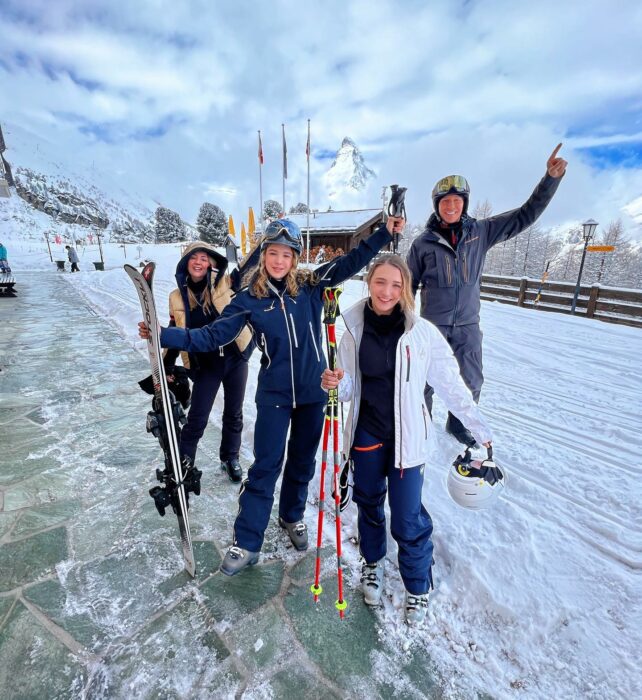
432, 175, 470, 198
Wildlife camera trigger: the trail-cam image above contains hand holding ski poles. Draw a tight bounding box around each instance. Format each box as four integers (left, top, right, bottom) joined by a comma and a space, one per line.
386, 216, 405, 235
321, 368, 344, 389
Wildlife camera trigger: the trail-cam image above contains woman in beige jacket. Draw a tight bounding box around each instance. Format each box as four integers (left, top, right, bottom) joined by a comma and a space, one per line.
164, 241, 257, 483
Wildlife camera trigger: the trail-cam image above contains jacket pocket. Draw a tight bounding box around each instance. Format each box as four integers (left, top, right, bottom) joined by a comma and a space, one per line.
289, 313, 299, 348
260, 332, 272, 369
405, 345, 411, 382
434, 250, 455, 288
309, 322, 321, 362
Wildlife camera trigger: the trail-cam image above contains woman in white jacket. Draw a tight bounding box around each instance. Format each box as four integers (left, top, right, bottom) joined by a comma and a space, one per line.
322, 255, 492, 625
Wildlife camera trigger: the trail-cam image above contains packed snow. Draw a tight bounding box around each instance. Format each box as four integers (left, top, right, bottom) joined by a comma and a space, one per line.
2, 229, 641, 699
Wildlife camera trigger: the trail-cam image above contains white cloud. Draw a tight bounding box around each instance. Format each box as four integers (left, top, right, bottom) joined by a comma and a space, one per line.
1, 0, 641, 232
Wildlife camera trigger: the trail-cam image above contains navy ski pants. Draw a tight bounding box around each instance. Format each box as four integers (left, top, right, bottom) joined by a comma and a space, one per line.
233, 401, 325, 552
180, 353, 248, 463
424, 322, 483, 414
351, 426, 434, 595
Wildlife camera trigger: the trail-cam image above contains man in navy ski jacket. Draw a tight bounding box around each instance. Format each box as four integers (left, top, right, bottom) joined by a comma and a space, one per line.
407, 144, 567, 446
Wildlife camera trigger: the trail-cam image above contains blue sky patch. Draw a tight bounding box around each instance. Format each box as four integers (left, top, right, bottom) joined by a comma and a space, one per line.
578, 142, 642, 170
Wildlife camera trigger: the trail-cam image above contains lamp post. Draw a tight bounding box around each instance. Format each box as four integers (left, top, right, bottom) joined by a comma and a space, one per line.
570, 219, 598, 315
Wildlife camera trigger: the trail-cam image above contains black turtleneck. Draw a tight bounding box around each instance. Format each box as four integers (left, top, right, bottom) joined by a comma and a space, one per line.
435, 220, 463, 249
357, 302, 405, 440
186, 276, 216, 329
268, 276, 287, 292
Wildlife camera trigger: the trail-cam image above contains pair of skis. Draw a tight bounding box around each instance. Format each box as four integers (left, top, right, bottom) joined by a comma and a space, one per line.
311, 288, 347, 618
125, 262, 196, 576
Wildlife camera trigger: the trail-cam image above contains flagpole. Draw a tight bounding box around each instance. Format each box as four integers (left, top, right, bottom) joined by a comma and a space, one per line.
282, 123, 287, 216
258, 130, 264, 231
306, 119, 311, 263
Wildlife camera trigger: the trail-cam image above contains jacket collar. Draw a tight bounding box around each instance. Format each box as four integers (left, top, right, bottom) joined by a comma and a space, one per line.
342, 298, 417, 335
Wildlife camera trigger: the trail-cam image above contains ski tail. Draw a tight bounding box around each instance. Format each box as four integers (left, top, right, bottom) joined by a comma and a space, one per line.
125, 262, 196, 577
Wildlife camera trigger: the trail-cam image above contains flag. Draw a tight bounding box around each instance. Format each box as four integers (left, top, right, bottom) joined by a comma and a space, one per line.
258, 131, 264, 165
282, 123, 287, 179
248, 207, 256, 234
228, 214, 236, 237
241, 222, 247, 255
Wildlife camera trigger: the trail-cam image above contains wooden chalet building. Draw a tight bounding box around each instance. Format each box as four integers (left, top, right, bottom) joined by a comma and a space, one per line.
286, 208, 385, 253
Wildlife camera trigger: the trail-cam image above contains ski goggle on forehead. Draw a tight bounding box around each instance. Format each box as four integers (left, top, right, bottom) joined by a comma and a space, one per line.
434, 175, 470, 195
264, 220, 302, 244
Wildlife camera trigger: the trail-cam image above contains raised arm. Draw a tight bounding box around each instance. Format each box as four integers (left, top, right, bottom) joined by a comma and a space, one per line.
484, 144, 567, 249
228, 243, 262, 291
315, 218, 399, 288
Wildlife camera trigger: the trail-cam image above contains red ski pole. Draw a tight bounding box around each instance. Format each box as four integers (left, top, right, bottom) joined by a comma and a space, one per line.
310, 288, 346, 617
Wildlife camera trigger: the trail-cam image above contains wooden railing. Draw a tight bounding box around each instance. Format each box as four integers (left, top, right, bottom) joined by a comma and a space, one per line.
480, 275, 642, 328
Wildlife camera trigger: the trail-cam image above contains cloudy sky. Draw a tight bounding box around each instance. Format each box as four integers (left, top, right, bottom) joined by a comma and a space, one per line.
1, 0, 641, 234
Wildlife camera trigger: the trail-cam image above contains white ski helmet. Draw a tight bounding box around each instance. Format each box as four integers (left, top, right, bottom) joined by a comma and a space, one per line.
447, 447, 506, 510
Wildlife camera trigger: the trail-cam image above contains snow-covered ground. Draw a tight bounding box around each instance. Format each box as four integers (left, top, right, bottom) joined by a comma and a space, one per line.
3, 230, 642, 699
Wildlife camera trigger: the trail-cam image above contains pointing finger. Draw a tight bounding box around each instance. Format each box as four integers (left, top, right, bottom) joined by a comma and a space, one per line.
550, 143, 562, 160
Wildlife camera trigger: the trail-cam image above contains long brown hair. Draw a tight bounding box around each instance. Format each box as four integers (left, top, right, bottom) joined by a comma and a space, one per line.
365, 254, 415, 314
186, 253, 218, 315
243, 246, 318, 298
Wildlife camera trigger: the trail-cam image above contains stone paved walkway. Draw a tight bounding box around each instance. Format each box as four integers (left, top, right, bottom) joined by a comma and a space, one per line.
0, 272, 442, 699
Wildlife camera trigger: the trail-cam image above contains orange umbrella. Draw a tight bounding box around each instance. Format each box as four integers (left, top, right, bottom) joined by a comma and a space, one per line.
241, 222, 247, 255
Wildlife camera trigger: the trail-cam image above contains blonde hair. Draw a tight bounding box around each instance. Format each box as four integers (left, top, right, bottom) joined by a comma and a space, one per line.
244, 247, 318, 298
365, 254, 415, 314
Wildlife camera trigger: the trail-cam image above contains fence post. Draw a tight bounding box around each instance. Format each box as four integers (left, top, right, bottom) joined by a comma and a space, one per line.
586, 284, 600, 318
517, 277, 528, 307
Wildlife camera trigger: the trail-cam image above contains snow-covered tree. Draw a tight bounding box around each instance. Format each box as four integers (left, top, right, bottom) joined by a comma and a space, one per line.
155, 206, 186, 243
289, 202, 309, 214
263, 199, 283, 222
112, 216, 154, 243
196, 202, 227, 245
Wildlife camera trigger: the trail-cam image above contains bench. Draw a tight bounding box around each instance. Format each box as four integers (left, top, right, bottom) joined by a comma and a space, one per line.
0, 274, 16, 296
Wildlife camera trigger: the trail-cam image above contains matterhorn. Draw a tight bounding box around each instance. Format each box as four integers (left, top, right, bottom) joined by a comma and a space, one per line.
324, 137, 376, 204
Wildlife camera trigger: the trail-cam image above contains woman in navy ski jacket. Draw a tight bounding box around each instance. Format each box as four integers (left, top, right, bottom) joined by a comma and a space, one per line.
140, 217, 399, 576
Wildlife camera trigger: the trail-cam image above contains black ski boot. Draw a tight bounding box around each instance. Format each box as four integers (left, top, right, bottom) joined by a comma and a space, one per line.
221, 458, 243, 483
445, 412, 478, 448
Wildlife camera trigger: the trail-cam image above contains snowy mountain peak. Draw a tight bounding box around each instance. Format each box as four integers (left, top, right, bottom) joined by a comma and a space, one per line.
324, 136, 376, 201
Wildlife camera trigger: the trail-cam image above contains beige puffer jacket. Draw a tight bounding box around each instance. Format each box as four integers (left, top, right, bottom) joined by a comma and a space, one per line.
169, 241, 253, 369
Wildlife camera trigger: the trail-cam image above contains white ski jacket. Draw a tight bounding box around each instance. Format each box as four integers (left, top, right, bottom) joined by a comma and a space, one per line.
337, 299, 493, 470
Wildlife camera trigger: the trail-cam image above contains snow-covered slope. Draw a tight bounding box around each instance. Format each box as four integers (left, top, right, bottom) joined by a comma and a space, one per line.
0, 121, 154, 243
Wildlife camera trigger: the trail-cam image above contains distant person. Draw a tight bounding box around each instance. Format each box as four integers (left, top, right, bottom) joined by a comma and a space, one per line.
322, 255, 492, 625
139, 217, 399, 576
65, 245, 80, 272
0, 241, 10, 274
162, 242, 258, 483
407, 144, 567, 447
314, 245, 326, 264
